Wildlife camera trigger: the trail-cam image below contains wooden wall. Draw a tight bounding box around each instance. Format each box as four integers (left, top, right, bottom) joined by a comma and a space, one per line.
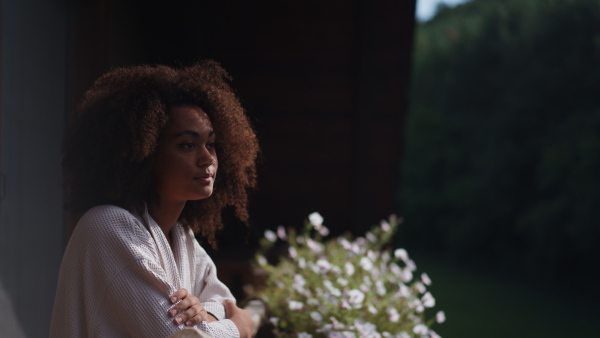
66, 0, 416, 299
68, 0, 416, 244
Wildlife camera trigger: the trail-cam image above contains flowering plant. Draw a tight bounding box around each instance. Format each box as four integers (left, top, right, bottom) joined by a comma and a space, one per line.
254, 213, 446, 338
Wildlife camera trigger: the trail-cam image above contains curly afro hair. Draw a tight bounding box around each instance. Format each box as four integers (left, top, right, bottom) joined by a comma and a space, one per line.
64, 60, 259, 247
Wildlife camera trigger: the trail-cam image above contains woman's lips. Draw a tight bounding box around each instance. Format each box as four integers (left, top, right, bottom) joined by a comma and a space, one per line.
194, 175, 213, 183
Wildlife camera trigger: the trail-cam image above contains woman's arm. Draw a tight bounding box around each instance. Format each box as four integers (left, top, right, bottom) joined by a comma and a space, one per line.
51, 206, 241, 337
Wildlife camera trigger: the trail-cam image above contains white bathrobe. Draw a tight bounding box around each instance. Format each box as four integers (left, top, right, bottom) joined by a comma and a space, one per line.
50, 205, 239, 337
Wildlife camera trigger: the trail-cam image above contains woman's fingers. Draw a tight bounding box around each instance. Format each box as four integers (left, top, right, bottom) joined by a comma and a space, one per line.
174, 304, 205, 326
170, 288, 189, 304
182, 307, 207, 326
169, 288, 208, 326
169, 288, 192, 317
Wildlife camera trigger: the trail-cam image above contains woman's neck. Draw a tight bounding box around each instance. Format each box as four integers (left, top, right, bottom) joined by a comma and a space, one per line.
147, 200, 186, 245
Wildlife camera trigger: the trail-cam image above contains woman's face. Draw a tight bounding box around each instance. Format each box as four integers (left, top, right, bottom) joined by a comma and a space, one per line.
153, 105, 218, 204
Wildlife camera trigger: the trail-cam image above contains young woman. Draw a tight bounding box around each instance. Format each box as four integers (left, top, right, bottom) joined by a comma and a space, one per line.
50, 61, 259, 337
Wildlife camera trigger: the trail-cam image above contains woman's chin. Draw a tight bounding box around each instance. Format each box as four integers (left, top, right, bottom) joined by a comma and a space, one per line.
189, 190, 214, 201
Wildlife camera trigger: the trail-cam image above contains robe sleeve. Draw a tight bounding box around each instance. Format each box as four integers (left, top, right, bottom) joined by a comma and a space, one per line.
103, 257, 239, 338
191, 237, 237, 321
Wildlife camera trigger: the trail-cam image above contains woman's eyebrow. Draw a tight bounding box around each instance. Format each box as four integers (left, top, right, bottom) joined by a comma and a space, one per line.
171, 130, 215, 138
173, 130, 199, 138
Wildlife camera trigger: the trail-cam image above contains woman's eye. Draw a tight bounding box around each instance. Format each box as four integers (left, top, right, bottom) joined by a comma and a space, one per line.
179, 143, 195, 150
206, 142, 216, 150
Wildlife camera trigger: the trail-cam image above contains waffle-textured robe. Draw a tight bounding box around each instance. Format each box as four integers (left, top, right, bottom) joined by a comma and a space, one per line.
50, 205, 239, 337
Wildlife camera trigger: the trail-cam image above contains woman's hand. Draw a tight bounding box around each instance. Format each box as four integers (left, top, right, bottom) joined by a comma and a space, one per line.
223, 300, 253, 338
169, 288, 216, 326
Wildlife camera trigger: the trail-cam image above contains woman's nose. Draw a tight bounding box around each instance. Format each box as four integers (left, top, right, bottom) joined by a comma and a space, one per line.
197, 147, 216, 167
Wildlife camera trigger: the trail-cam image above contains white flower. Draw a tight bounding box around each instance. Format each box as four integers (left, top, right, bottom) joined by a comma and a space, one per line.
386, 307, 400, 322
380, 220, 391, 232
421, 272, 432, 286
315, 287, 324, 297
288, 300, 303, 310
308, 212, 324, 226
306, 238, 324, 253
330, 316, 347, 330
269, 317, 279, 326
406, 259, 417, 272
375, 280, 386, 296
310, 262, 320, 274
350, 243, 361, 255
381, 251, 390, 262
354, 319, 379, 336
390, 263, 402, 277
297, 236, 305, 244
360, 257, 373, 271
347, 289, 365, 308
299, 257, 307, 269
397, 332, 411, 338
340, 238, 352, 250
394, 248, 408, 261
337, 277, 349, 287
298, 333, 313, 338
257, 255, 267, 266
422, 292, 436, 308
397, 283, 411, 298
264, 229, 277, 242
316, 324, 333, 333
368, 303, 378, 314
436, 311, 446, 324
331, 265, 342, 274
401, 268, 413, 283
318, 225, 330, 236
371, 267, 381, 279
367, 250, 377, 261
360, 283, 370, 293
323, 292, 337, 305
408, 298, 420, 309
328, 332, 356, 338
310, 311, 323, 322
412, 324, 428, 335
289, 246, 298, 259
366, 232, 377, 242
415, 282, 426, 294
324, 280, 342, 297
316, 259, 332, 272
344, 262, 355, 276
277, 225, 287, 240
429, 330, 441, 338
307, 298, 319, 306
293, 274, 306, 291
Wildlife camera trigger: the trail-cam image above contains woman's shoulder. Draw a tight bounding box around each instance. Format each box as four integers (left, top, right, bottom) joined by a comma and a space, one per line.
73, 204, 150, 245
64, 204, 159, 272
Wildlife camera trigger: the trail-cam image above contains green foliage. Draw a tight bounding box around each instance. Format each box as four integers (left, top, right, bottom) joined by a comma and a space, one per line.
254, 214, 444, 337
402, 0, 600, 277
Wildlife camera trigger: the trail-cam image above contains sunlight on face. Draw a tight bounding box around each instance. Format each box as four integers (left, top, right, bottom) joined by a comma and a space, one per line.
153, 105, 218, 204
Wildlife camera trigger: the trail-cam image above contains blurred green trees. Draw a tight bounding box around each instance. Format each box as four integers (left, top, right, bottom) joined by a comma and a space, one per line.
401, 0, 600, 278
